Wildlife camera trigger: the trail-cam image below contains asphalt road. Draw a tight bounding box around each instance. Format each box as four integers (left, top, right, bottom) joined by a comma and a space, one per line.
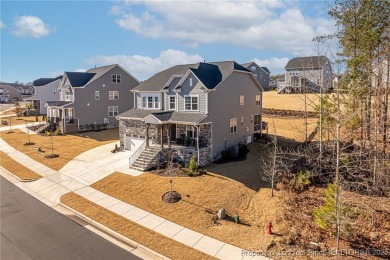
0, 176, 140, 260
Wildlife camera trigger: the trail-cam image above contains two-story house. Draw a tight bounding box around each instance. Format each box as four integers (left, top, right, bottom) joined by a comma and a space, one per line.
46, 64, 139, 134
118, 61, 263, 170
279, 56, 332, 93
242, 62, 271, 90
26, 76, 62, 115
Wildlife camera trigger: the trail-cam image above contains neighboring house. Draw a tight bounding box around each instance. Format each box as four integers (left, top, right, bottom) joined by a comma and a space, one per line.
26, 76, 62, 115
274, 74, 286, 91
279, 56, 332, 93
118, 61, 263, 170
46, 64, 139, 134
242, 62, 271, 90
0, 84, 22, 103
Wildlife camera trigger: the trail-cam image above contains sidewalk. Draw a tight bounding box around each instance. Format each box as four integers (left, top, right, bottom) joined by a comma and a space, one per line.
0, 121, 44, 134
0, 137, 268, 260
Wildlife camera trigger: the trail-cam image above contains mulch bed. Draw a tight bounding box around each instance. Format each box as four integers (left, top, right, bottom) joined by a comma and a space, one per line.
151, 167, 188, 177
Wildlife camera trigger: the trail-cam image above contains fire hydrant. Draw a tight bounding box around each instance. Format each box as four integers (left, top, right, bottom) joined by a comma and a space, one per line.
267, 221, 273, 234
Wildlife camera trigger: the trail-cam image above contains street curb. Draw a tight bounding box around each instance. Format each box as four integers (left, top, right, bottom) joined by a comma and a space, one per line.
0, 166, 41, 182
59, 201, 170, 260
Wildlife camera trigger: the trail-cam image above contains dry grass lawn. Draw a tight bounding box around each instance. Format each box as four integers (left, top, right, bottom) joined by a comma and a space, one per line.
2, 115, 44, 126
263, 115, 318, 142
0, 151, 42, 180
61, 192, 216, 260
92, 172, 285, 251
263, 91, 321, 112
0, 129, 118, 171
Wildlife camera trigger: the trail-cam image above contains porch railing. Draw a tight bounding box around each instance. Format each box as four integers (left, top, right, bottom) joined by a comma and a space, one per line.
129, 140, 146, 168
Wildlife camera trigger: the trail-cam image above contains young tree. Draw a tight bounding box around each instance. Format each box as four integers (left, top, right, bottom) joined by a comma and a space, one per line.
14, 101, 23, 119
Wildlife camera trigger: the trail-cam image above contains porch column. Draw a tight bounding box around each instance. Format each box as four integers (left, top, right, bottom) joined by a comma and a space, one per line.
167, 124, 171, 148
146, 123, 150, 147
61, 108, 66, 134
195, 125, 200, 165
160, 124, 164, 149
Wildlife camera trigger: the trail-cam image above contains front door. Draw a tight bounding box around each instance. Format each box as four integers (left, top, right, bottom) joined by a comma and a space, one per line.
170, 124, 176, 142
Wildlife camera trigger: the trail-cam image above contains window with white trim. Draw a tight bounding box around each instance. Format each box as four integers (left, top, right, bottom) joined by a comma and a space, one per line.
251, 66, 256, 71
241, 117, 244, 126
230, 118, 237, 134
95, 91, 100, 100
254, 114, 261, 131
186, 125, 197, 138
189, 78, 193, 87
256, 95, 261, 106
251, 115, 254, 123
108, 106, 118, 117
184, 96, 198, 111
240, 95, 244, 105
112, 74, 121, 83
142, 94, 159, 109
109, 91, 119, 100
142, 97, 146, 108
169, 96, 176, 110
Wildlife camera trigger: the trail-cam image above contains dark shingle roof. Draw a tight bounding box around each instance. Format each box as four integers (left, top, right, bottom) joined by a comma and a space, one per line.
261, 67, 271, 73
189, 63, 222, 89
285, 56, 329, 69
133, 61, 250, 92
46, 101, 72, 107
65, 72, 96, 87
118, 109, 207, 123
33, 76, 63, 87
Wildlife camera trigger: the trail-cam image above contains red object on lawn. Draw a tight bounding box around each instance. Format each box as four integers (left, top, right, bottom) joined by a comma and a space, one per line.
267, 221, 273, 234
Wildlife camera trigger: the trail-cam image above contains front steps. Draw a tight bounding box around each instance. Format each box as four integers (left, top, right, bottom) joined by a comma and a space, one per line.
130, 146, 161, 171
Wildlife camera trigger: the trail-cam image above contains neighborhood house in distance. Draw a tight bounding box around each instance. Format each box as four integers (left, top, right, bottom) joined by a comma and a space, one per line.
278, 55, 332, 94
44, 64, 139, 134
118, 61, 264, 170
0, 83, 34, 102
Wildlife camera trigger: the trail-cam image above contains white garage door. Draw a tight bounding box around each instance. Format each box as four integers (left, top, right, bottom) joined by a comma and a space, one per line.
124, 134, 145, 151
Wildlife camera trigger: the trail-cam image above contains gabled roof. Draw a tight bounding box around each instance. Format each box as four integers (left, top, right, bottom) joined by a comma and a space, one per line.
118, 109, 208, 124
65, 72, 96, 87
133, 61, 250, 92
33, 76, 63, 87
85, 64, 117, 85
285, 56, 329, 70
261, 67, 271, 73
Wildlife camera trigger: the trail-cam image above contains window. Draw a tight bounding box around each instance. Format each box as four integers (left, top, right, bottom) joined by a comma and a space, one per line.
184, 96, 198, 111
251, 66, 256, 71
230, 118, 237, 134
189, 78, 193, 87
109, 91, 119, 100
108, 106, 118, 117
186, 125, 196, 138
142, 94, 159, 109
256, 95, 261, 106
104, 118, 109, 124
241, 117, 244, 126
95, 91, 100, 100
254, 115, 261, 131
240, 95, 244, 105
112, 74, 121, 83
251, 115, 254, 123
169, 96, 176, 110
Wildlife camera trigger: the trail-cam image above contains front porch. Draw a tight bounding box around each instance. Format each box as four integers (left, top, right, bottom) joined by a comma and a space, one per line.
46, 102, 78, 134
120, 118, 213, 168
26, 99, 40, 115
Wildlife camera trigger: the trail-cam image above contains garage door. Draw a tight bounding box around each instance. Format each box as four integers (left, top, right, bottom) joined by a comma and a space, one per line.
124, 134, 145, 151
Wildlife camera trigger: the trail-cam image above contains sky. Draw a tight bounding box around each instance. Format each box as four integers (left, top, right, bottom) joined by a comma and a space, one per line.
1, 0, 336, 83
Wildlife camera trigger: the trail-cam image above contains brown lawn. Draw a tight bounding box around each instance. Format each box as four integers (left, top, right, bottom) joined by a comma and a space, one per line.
2, 115, 44, 126
263, 91, 321, 112
263, 115, 318, 142
0, 128, 119, 171
61, 193, 216, 260
92, 172, 285, 251
0, 151, 41, 180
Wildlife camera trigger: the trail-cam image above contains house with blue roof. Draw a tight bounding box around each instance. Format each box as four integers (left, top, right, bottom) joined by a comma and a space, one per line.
45, 64, 139, 134
118, 61, 264, 170
26, 76, 62, 115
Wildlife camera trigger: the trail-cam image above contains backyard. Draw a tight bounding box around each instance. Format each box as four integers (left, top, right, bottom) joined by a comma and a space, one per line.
262, 91, 321, 111
0, 128, 119, 171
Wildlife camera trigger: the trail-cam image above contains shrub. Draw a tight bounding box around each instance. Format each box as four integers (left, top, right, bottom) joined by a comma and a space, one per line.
238, 142, 248, 158
85, 124, 90, 130
103, 123, 108, 129
45, 131, 52, 136
42, 115, 46, 121
296, 170, 311, 191
96, 124, 101, 130
184, 136, 191, 146
55, 128, 62, 135
188, 155, 198, 175
221, 148, 232, 161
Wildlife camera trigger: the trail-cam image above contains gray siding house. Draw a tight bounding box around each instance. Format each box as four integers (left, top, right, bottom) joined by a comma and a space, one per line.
118, 61, 263, 170
46, 64, 139, 133
0, 83, 33, 102
242, 62, 271, 90
279, 56, 332, 93
26, 76, 62, 115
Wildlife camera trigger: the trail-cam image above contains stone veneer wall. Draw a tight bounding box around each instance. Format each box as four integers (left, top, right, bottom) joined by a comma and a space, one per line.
119, 119, 159, 148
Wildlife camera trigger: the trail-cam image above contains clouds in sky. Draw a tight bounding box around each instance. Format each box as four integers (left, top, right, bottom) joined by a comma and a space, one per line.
113, 0, 335, 53
13, 16, 52, 38
0, 21, 5, 29
85, 49, 204, 80
253, 57, 290, 75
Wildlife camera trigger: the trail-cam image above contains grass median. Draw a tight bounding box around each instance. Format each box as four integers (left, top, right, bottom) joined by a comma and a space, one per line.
0, 151, 41, 181
61, 192, 216, 260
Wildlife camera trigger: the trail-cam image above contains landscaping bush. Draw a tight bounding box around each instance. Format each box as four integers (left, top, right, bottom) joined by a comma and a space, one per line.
237, 142, 249, 158
45, 130, 52, 136
221, 148, 232, 161
96, 124, 101, 130
85, 124, 90, 130
55, 128, 62, 135
184, 136, 191, 146
295, 170, 311, 192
